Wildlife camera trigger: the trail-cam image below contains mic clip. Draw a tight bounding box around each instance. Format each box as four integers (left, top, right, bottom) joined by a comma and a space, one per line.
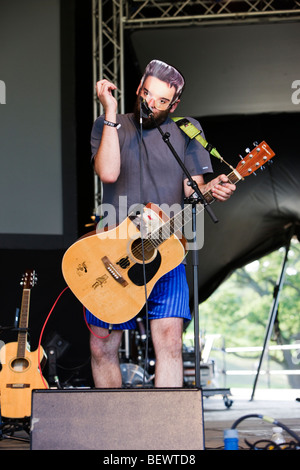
140, 97, 153, 118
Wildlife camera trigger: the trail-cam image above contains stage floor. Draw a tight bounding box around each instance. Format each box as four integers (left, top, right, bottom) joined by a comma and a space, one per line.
1, 388, 299, 451
203, 388, 300, 450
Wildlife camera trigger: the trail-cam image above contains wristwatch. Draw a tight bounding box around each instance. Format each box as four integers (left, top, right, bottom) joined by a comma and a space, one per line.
104, 119, 121, 130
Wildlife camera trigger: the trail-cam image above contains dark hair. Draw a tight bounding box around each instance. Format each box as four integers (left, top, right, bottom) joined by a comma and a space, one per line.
140, 59, 185, 103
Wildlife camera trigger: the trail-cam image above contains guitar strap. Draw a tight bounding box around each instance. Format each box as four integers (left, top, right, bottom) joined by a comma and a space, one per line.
172, 116, 223, 162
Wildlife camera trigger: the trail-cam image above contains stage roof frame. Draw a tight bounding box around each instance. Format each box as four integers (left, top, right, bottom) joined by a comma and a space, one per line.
93, 0, 300, 114
91, 0, 300, 211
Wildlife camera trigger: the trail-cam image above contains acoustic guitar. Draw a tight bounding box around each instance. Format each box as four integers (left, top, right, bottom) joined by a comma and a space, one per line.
62, 141, 275, 325
0, 270, 47, 419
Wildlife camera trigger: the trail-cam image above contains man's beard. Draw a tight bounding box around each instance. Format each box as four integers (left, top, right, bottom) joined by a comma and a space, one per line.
133, 96, 170, 129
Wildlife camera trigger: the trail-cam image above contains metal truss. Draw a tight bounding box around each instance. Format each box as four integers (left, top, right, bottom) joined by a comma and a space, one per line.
92, 0, 300, 120
124, 0, 300, 28
92, 0, 126, 209
92, 0, 125, 116
91, 0, 300, 210
92, 0, 300, 115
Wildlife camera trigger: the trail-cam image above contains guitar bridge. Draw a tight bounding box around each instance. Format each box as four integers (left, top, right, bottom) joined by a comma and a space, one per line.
7, 383, 30, 389
101, 256, 128, 287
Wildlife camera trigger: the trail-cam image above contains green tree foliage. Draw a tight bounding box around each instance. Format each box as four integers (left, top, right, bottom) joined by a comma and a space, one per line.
190, 238, 300, 387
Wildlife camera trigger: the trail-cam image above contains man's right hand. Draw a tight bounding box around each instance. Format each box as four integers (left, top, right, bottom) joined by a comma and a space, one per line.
95, 79, 118, 115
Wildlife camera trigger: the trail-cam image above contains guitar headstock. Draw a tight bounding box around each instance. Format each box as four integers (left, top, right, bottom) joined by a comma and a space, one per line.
236, 141, 275, 178
20, 269, 38, 289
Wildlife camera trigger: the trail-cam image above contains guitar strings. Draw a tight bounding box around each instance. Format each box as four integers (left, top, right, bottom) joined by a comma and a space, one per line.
128, 170, 238, 260
129, 185, 213, 258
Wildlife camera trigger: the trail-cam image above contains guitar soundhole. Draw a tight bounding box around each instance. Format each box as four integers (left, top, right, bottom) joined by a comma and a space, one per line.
131, 238, 155, 262
10, 358, 30, 372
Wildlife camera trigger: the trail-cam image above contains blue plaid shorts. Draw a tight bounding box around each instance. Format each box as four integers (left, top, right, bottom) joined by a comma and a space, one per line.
85, 264, 191, 330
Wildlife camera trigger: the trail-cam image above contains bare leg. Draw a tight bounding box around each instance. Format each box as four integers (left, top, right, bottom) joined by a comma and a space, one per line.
89, 325, 123, 388
150, 317, 184, 387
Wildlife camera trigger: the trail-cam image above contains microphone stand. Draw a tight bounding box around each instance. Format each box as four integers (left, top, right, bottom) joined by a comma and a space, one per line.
142, 103, 218, 389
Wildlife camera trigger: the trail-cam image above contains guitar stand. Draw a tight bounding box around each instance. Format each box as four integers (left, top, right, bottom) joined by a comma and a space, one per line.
147, 111, 219, 389
0, 414, 30, 442
120, 320, 155, 388
0, 316, 31, 441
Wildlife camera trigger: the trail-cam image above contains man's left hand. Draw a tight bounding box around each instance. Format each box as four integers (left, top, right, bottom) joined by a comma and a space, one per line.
209, 174, 236, 202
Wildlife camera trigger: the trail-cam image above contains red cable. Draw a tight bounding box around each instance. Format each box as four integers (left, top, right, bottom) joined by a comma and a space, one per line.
37, 286, 69, 388
83, 306, 110, 339
37, 286, 110, 387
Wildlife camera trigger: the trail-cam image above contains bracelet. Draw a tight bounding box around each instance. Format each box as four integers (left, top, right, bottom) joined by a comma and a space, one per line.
104, 119, 121, 129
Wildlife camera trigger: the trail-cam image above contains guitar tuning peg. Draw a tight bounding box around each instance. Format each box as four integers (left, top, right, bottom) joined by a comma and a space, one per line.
245, 148, 250, 153
253, 141, 258, 147
239, 154, 243, 160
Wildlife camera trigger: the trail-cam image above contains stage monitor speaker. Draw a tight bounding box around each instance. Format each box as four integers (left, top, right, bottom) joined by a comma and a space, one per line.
31, 388, 204, 450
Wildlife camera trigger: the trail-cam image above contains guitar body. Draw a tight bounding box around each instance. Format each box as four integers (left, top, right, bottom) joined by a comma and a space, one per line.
0, 342, 47, 418
62, 203, 186, 324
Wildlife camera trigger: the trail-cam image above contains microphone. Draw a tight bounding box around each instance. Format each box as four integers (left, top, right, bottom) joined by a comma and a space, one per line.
140, 97, 153, 118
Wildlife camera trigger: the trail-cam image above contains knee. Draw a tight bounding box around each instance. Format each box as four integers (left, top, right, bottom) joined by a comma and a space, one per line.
156, 328, 183, 359
89, 328, 121, 363
167, 335, 183, 358
90, 334, 105, 361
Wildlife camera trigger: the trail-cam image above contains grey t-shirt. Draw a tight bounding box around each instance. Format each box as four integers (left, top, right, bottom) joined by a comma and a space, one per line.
91, 113, 213, 225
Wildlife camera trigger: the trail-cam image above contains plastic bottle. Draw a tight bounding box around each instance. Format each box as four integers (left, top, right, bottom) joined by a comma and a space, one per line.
224, 428, 239, 450
271, 426, 285, 445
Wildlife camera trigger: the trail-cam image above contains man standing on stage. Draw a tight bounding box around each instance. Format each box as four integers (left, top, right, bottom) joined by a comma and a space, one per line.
85, 59, 235, 388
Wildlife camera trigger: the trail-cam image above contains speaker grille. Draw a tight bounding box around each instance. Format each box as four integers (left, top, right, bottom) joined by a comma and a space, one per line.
31, 388, 204, 450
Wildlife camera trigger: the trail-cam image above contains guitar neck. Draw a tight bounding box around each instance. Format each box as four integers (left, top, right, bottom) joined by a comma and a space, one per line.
199, 169, 242, 204
17, 288, 30, 358
147, 169, 242, 247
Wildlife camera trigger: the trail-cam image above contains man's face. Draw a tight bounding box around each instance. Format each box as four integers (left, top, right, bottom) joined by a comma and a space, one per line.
134, 76, 178, 129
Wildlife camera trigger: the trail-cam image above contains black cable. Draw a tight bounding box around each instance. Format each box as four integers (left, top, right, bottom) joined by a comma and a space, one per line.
244, 438, 299, 450
231, 413, 300, 446
231, 413, 264, 428
138, 103, 150, 386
